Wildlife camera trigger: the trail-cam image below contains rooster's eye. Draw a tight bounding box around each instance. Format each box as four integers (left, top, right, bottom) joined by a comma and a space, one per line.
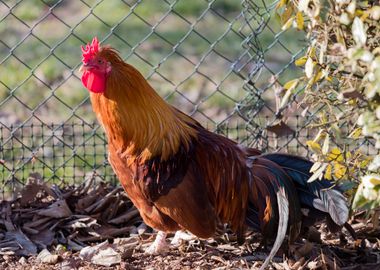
97, 59, 103, 64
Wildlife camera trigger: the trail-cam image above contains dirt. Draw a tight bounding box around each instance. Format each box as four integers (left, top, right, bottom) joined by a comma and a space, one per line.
0, 173, 379, 269
1, 226, 380, 270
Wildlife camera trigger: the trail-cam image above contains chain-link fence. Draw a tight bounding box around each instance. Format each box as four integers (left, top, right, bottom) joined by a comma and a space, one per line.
0, 0, 375, 198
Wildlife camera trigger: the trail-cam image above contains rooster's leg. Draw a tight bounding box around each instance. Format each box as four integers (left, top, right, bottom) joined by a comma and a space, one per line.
146, 231, 168, 254
170, 230, 195, 246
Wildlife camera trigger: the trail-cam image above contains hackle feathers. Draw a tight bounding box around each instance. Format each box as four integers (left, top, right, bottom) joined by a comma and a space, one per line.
90, 47, 197, 162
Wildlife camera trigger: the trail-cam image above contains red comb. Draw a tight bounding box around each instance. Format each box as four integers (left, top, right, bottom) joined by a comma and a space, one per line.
81, 37, 100, 63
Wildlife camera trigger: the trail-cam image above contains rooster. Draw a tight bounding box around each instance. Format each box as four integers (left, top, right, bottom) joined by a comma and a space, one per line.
80, 37, 349, 269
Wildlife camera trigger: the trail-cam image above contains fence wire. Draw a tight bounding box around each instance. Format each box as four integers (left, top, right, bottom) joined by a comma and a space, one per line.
0, 0, 375, 198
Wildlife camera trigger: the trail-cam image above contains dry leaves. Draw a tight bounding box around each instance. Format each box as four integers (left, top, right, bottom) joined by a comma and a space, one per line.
0, 173, 379, 269
0, 173, 143, 260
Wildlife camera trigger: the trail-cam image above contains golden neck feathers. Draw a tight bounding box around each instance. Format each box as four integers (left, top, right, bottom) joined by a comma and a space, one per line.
90, 49, 197, 161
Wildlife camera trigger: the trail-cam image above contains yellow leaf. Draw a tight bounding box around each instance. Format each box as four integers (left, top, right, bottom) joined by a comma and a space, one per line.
319, 111, 327, 125
349, 127, 362, 139
334, 162, 347, 179
281, 5, 294, 24
308, 47, 316, 58
295, 56, 307, 66
349, 99, 357, 106
282, 16, 295, 30
296, 11, 304, 30
355, 10, 364, 17
335, 28, 345, 46
328, 148, 344, 162
276, 0, 288, 9
360, 158, 371, 168
313, 70, 324, 83
306, 140, 321, 152
325, 164, 332, 180
283, 79, 299, 91
361, 12, 370, 21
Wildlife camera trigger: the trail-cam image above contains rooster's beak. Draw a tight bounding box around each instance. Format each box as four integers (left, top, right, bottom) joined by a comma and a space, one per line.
80, 63, 93, 72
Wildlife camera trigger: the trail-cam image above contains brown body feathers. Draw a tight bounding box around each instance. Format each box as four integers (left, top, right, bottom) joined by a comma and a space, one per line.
87, 46, 349, 270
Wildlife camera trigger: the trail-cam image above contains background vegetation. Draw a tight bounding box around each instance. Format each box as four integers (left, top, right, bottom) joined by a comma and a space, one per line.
1, 0, 379, 214
275, 0, 380, 211
0, 0, 307, 189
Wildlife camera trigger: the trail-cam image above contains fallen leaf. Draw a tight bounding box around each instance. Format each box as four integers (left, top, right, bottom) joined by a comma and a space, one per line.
18, 178, 51, 206
352, 17, 367, 46
295, 241, 314, 258
59, 257, 82, 270
137, 223, 147, 235
266, 121, 295, 137
91, 247, 121, 267
307, 260, 323, 269
79, 242, 106, 261
37, 199, 72, 218
108, 208, 140, 225
79, 241, 121, 267
0, 229, 37, 256
342, 89, 364, 99
37, 249, 59, 264
30, 229, 55, 249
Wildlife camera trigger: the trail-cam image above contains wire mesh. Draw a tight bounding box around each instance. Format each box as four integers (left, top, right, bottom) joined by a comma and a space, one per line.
0, 0, 377, 198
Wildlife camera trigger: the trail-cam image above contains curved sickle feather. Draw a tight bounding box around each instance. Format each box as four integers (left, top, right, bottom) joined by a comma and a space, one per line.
260, 186, 288, 270
262, 153, 349, 226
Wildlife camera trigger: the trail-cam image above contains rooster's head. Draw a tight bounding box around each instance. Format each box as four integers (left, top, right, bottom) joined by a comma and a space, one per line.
80, 37, 112, 93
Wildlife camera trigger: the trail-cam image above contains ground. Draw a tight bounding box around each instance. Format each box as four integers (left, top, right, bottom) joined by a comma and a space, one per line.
0, 174, 379, 270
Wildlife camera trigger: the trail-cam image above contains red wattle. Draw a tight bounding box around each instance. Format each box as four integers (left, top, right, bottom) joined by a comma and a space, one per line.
81, 70, 106, 93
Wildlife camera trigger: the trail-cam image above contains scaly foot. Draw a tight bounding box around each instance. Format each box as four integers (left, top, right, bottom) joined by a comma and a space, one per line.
145, 231, 168, 254
170, 230, 196, 247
